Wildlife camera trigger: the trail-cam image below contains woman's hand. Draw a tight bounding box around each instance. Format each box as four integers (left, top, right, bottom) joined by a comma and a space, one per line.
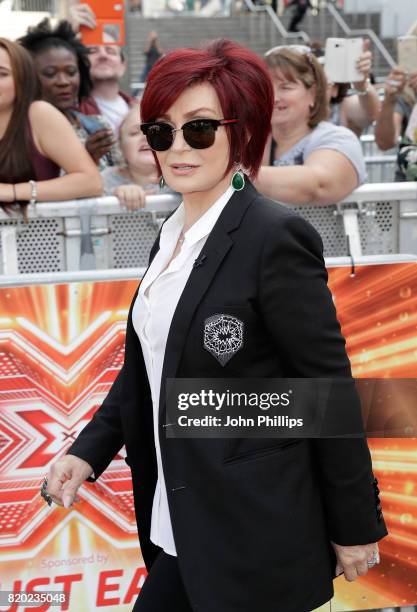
114, 184, 147, 211
67, 1, 97, 32
85, 129, 116, 165
384, 67, 407, 102
45, 454, 94, 508
354, 39, 373, 86
331, 541, 380, 581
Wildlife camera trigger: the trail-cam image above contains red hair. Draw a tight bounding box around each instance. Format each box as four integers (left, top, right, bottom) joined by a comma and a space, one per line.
140, 39, 274, 178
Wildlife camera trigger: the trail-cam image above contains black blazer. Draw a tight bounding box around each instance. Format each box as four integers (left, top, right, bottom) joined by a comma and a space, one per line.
68, 181, 387, 612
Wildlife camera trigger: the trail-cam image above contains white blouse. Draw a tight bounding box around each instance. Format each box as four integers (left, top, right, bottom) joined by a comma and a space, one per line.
132, 185, 235, 556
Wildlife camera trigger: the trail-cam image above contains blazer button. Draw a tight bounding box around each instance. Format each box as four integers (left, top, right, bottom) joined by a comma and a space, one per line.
373, 477, 379, 485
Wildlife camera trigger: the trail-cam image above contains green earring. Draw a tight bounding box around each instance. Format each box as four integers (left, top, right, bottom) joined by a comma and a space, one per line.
159, 175, 165, 189
231, 170, 245, 191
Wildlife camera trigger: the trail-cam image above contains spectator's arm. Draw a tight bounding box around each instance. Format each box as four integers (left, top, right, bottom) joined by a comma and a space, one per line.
340, 40, 380, 136
374, 67, 407, 150
255, 150, 358, 205
374, 104, 403, 150
341, 88, 380, 136
13, 101, 101, 202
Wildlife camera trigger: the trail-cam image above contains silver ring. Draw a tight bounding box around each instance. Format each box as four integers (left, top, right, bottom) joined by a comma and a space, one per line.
40, 477, 53, 506
367, 551, 380, 566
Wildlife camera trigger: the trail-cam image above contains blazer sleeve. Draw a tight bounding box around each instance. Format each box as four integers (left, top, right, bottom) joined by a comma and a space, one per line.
66, 225, 164, 481
258, 212, 388, 546
66, 288, 140, 482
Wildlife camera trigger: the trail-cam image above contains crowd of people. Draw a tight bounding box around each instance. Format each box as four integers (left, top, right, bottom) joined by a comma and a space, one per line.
0, 14, 416, 218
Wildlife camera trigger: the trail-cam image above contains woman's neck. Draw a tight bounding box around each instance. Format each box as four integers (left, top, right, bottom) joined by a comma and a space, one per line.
182, 171, 233, 231
0, 107, 13, 139
271, 122, 312, 158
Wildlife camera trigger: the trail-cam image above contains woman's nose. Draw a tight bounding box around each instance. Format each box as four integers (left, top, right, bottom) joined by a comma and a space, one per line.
170, 128, 190, 151
56, 72, 71, 85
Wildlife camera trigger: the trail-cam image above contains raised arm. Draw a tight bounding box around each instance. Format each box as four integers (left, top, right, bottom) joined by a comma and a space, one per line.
374, 68, 408, 150
341, 39, 381, 136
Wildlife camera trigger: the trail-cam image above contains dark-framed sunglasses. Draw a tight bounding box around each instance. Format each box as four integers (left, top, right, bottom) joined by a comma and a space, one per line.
140, 118, 238, 151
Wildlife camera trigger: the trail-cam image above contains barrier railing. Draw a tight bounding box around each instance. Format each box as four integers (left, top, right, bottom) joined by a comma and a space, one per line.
0, 193, 179, 275
1, 183, 417, 275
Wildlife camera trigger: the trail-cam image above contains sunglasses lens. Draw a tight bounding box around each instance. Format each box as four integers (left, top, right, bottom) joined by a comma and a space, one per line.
146, 123, 173, 151
183, 120, 216, 149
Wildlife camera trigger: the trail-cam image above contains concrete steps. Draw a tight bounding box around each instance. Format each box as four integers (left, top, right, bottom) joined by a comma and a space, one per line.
127, 13, 296, 83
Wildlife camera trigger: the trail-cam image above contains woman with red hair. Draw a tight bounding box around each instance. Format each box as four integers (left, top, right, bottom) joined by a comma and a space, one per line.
45, 39, 387, 612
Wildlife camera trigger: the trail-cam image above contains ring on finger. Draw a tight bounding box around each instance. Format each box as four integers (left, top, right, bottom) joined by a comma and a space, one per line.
40, 477, 53, 506
367, 551, 380, 567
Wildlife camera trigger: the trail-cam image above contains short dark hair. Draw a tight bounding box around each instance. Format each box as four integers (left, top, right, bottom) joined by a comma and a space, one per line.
141, 39, 274, 178
19, 18, 92, 101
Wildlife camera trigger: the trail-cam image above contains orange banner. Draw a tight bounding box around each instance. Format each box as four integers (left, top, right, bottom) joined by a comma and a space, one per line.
0, 262, 415, 611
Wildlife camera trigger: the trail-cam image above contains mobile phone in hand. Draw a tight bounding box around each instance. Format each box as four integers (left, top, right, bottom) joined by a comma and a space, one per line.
324, 38, 363, 83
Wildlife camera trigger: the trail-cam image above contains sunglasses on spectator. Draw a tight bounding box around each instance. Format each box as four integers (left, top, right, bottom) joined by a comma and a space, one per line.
140, 118, 237, 151
264, 45, 312, 57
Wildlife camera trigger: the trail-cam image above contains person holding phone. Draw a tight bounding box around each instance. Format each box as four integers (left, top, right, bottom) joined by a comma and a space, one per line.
0, 37, 101, 215
318, 39, 381, 137
42, 39, 386, 612
257, 45, 366, 206
19, 19, 121, 170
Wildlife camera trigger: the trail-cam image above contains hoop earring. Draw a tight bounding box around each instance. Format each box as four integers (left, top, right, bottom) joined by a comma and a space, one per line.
159, 175, 165, 189
231, 169, 245, 191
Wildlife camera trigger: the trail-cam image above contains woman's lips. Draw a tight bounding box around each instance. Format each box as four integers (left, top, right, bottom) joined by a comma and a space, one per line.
170, 164, 199, 176
55, 91, 74, 100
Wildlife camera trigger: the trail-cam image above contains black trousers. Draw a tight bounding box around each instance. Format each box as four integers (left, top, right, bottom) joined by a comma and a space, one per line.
133, 550, 193, 611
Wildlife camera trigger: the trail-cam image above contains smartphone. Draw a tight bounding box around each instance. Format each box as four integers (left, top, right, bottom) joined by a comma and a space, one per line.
80, 0, 125, 46
397, 36, 417, 73
324, 38, 364, 83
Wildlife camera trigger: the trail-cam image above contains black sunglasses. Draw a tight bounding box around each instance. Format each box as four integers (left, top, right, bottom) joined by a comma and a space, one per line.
140, 118, 237, 151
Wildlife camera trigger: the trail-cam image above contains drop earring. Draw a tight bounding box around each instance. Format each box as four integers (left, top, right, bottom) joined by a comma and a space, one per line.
159, 175, 165, 189
231, 169, 245, 191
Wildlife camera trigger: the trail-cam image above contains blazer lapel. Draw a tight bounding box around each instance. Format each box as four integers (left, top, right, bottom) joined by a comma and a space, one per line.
159, 180, 259, 423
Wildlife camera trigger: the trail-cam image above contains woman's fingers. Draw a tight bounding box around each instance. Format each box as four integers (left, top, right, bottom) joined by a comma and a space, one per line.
331, 541, 380, 582
343, 564, 359, 582
45, 455, 93, 508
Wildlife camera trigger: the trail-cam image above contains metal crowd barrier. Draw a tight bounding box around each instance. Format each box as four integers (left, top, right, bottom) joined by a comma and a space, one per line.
1, 183, 417, 275
0, 193, 179, 275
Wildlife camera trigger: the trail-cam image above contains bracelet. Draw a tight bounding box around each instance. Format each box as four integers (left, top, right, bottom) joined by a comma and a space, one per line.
29, 180, 37, 206
352, 78, 372, 97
